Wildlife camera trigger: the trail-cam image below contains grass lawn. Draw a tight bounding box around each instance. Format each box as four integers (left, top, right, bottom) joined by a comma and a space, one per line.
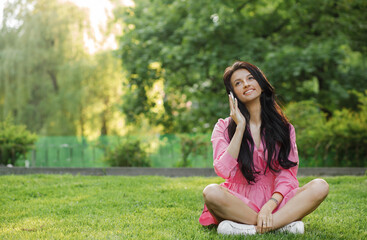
0, 175, 366, 239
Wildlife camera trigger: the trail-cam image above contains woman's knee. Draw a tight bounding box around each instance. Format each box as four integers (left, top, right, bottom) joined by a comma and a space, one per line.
309, 178, 329, 201
203, 184, 224, 205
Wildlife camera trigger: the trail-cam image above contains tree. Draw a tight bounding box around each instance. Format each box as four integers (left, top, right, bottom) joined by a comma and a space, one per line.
0, 0, 90, 134
114, 0, 367, 133
0, 0, 125, 137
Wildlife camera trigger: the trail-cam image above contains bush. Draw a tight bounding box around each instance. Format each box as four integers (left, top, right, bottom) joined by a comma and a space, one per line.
0, 117, 37, 165
285, 91, 367, 167
177, 134, 210, 167
285, 100, 327, 166
104, 139, 151, 167
322, 91, 367, 167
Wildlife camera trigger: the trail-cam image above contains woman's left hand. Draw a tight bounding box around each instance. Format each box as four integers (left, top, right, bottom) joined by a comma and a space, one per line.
256, 204, 274, 234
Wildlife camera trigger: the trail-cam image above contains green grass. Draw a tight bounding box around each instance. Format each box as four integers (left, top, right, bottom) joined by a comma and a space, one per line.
0, 175, 366, 239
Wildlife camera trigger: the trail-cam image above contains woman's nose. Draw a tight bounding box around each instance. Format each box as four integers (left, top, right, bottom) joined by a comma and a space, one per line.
243, 79, 249, 87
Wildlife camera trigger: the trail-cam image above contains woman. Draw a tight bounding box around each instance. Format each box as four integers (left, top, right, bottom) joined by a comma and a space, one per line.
199, 61, 329, 235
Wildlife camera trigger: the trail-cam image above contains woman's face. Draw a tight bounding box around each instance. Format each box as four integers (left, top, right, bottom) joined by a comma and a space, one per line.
230, 69, 262, 104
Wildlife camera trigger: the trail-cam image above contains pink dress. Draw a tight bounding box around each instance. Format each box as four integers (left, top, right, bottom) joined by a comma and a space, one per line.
199, 117, 299, 226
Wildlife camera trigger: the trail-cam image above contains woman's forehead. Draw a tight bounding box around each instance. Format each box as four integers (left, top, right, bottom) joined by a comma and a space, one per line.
231, 69, 251, 82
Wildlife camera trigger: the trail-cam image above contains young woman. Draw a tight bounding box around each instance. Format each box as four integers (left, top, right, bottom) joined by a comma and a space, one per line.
199, 61, 329, 235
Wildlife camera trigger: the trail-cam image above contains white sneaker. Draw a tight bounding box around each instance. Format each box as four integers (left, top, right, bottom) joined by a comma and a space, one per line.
277, 221, 304, 234
217, 220, 256, 235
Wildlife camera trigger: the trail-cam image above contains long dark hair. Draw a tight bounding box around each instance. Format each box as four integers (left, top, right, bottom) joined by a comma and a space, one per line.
223, 61, 297, 184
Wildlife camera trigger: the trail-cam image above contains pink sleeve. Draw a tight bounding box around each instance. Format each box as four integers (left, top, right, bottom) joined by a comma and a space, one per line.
273, 124, 299, 197
211, 118, 238, 179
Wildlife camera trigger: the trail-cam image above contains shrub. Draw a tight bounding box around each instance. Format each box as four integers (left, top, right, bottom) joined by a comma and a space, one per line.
285, 91, 367, 167
177, 134, 210, 167
104, 139, 151, 167
322, 91, 367, 167
285, 100, 327, 166
0, 117, 37, 165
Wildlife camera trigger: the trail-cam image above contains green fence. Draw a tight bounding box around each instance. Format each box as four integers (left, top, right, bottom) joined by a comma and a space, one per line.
13, 134, 213, 168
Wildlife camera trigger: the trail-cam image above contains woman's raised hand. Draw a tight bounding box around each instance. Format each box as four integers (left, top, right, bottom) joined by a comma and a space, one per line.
229, 94, 246, 129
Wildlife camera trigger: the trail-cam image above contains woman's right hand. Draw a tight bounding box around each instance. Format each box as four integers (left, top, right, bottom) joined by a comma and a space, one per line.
229, 94, 246, 129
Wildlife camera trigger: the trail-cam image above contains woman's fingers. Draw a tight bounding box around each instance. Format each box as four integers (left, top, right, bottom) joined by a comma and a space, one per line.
257, 216, 266, 233
262, 220, 267, 234
256, 214, 274, 234
229, 94, 237, 119
264, 216, 273, 233
235, 98, 241, 114
267, 216, 272, 232
234, 97, 246, 126
269, 216, 273, 230
256, 217, 261, 233
228, 95, 234, 111
229, 94, 246, 127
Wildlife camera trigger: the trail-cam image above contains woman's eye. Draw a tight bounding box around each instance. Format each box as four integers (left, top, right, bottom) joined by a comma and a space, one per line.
235, 82, 240, 86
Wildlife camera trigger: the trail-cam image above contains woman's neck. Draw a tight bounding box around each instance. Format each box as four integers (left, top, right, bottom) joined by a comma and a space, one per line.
246, 99, 261, 127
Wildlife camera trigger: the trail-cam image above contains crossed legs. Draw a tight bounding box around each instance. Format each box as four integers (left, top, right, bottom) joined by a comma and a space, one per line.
203, 178, 329, 231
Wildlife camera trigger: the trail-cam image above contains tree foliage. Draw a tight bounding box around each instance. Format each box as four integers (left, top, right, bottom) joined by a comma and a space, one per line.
0, 0, 124, 137
114, 0, 367, 133
0, 117, 37, 165
285, 91, 367, 167
177, 133, 210, 167
104, 138, 151, 167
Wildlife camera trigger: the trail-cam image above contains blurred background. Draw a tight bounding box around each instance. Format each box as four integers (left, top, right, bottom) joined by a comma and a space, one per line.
0, 0, 366, 168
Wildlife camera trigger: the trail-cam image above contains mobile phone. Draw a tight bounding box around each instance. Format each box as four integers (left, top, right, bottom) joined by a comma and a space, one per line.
230, 91, 235, 102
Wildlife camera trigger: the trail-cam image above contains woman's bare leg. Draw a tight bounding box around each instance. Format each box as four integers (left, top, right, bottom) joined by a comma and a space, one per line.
203, 178, 329, 231
203, 184, 258, 225
272, 178, 329, 230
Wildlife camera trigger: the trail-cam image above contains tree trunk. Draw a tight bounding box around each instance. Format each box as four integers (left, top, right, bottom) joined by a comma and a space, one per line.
100, 97, 109, 135
48, 71, 59, 93
79, 104, 85, 137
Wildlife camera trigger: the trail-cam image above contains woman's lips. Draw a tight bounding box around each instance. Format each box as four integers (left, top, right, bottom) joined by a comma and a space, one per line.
244, 89, 255, 95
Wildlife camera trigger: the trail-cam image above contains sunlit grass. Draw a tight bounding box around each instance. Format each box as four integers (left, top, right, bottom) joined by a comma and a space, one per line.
0, 175, 366, 239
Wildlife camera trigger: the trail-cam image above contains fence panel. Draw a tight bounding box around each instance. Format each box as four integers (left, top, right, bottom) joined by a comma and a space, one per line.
5, 134, 213, 168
